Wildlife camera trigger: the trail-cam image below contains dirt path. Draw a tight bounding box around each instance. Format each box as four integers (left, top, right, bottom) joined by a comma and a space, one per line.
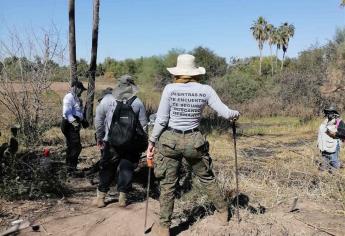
16, 197, 345, 236
2, 124, 345, 236
20, 200, 159, 236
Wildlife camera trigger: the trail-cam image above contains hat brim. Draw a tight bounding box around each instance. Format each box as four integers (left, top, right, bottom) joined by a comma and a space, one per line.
113, 84, 139, 100
166, 67, 206, 76
324, 109, 339, 114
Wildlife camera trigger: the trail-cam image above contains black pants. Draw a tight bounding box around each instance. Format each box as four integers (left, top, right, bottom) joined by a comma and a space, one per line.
98, 142, 139, 193
61, 119, 82, 170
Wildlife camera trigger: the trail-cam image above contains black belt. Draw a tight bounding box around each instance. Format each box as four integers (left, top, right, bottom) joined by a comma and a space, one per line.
167, 127, 199, 134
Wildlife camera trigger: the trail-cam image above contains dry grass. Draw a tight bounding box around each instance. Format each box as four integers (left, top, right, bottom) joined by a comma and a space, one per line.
171, 117, 345, 230
210, 119, 345, 213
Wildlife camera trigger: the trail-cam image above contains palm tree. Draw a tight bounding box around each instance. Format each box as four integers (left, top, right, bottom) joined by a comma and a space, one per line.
85, 0, 100, 125
68, 0, 77, 85
266, 24, 276, 75
280, 22, 295, 70
250, 16, 269, 76
272, 27, 284, 72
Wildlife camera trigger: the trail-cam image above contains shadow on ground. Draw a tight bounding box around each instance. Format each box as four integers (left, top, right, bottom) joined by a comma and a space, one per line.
170, 193, 266, 236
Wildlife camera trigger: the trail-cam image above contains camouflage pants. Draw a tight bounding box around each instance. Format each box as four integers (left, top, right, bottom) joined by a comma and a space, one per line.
154, 130, 227, 227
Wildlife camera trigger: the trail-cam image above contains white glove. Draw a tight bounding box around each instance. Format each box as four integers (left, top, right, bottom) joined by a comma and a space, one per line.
229, 110, 240, 121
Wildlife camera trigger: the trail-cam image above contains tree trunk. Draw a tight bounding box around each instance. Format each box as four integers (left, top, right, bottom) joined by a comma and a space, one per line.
281, 51, 285, 71
259, 48, 262, 76
85, 0, 100, 125
68, 0, 77, 85
275, 47, 279, 72
270, 44, 273, 75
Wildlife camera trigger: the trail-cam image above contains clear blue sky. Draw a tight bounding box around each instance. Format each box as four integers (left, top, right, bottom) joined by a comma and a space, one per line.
1, 0, 344, 62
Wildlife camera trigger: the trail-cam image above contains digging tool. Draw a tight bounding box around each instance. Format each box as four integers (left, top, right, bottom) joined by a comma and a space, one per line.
144, 159, 153, 233
232, 119, 240, 223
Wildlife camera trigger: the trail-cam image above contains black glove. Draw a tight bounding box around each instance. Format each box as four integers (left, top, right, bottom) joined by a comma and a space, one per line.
81, 119, 89, 128
71, 120, 81, 131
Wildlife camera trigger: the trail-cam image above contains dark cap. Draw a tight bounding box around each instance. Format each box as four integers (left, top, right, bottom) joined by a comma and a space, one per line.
71, 81, 87, 91
98, 87, 113, 102
324, 104, 339, 114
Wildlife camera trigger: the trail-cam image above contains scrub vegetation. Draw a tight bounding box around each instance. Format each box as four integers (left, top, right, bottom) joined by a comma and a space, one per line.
0, 16, 345, 236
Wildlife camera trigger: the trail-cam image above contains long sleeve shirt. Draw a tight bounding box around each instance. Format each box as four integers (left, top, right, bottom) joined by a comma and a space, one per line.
95, 94, 148, 141
317, 118, 340, 153
62, 92, 84, 123
150, 82, 239, 143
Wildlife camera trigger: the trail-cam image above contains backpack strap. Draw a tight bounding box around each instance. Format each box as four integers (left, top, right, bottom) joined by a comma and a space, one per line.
127, 96, 137, 105
128, 96, 140, 119
111, 100, 123, 123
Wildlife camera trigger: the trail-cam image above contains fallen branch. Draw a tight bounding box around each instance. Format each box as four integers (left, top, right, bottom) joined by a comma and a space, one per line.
294, 216, 337, 236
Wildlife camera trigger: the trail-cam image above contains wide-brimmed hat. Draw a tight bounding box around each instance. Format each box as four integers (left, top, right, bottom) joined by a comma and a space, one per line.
324, 104, 339, 114
113, 75, 138, 100
167, 54, 206, 76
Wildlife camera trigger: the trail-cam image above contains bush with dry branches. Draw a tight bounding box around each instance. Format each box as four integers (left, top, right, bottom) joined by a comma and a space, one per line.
0, 27, 65, 145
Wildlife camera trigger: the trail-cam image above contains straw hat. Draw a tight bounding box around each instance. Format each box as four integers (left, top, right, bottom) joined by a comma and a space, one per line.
167, 54, 206, 76
113, 74, 138, 100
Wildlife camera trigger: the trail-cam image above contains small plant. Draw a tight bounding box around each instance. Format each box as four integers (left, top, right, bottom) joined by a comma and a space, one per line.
0, 149, 67, 200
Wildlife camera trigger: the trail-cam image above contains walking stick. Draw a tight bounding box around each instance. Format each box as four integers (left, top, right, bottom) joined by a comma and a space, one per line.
144, 159, 153, 233
232, 120, 240, 223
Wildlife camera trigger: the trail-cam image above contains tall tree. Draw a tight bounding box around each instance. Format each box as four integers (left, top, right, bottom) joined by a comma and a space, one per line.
341, 0, 345, 7
272, 27, 284, 72
266, 23, 276, 75
250, 16, 269, 76
85, 0, 100, 125
68, 0, 77, 85
280, 22, 295, 70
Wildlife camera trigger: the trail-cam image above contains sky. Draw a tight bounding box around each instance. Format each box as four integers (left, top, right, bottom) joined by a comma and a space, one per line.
0, 0, 344, 63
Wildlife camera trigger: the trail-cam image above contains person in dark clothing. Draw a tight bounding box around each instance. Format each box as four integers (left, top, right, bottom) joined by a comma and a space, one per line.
97, 142, 140, 194
92, 75, 148, 208
61, 81, 87, 173
84, 88, 115, 179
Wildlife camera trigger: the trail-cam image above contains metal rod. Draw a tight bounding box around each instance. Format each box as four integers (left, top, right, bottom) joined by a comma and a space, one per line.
232, 120, 240, 223
144, 167, 151, 231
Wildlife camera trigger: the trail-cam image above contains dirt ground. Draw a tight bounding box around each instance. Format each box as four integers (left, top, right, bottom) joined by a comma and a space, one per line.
2, 179, 344, 236
12, 197, 345, 236
1, 126, 345, 236
1, 82, 345, 235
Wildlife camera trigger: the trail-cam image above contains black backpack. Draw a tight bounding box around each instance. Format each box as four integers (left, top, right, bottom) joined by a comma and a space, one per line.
108, 96, 148, 152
